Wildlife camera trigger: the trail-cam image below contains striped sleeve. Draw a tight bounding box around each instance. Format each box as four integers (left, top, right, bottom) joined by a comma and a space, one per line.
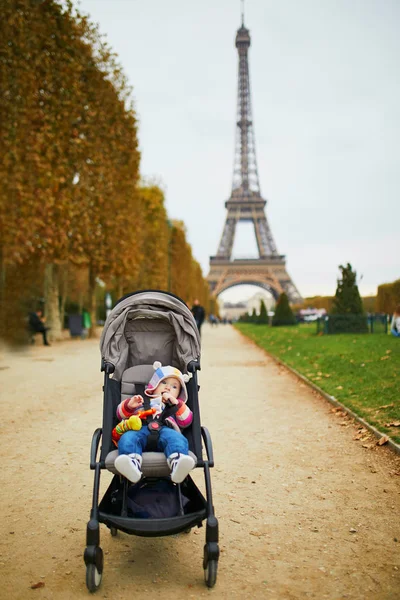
116, 398, 140, 420
174, 400, 193, 429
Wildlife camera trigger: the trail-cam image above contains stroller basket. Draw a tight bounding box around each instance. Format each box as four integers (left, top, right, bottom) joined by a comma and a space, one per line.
84, 291, 219, 592
98, 474, 207, 537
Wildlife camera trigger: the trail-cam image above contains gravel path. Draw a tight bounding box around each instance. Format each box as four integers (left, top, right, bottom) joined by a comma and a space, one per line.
1, 324, 399, 599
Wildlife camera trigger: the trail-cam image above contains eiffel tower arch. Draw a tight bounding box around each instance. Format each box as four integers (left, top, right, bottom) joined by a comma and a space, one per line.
208, 17, 302, 304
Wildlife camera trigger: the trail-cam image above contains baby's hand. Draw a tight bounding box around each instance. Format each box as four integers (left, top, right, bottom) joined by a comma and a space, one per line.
162, 392, 178, 406
128, 395, 144, 410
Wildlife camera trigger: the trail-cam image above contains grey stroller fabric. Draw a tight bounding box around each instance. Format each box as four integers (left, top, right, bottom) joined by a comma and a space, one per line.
105, 449, 198, 477
100, 291, 201, 380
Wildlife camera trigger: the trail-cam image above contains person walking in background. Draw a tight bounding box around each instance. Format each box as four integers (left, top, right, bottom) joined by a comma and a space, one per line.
191, 298, 205, 337
209, 313, 218, 326
390, 305, 400, 338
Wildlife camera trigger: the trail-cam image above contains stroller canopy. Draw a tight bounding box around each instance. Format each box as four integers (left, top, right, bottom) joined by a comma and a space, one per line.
100, 291, 201, 380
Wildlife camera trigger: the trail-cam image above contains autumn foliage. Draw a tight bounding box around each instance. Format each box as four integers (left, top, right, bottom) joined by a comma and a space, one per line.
377, 279, 400, 315
0, 0, 211, 343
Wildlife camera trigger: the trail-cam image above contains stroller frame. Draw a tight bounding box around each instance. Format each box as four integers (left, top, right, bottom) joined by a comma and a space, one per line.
83, 291, 219, 592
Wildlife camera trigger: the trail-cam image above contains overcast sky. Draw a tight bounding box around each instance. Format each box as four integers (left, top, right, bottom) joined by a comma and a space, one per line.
76, 0, 399, 301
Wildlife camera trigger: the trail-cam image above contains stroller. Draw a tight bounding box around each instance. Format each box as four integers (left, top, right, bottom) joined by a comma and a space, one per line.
84, 290, 219, 592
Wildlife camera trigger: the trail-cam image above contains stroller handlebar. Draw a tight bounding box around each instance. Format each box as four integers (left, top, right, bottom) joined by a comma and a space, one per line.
188, 359, 201, 372
101, 360, 115, 374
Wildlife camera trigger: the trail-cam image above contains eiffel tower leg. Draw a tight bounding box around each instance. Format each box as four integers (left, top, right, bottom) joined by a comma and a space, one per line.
216, 217, 236, 259
252, 211, 278, 257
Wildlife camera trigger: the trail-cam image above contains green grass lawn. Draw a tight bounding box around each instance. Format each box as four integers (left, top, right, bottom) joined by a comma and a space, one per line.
235, 322, 400, 443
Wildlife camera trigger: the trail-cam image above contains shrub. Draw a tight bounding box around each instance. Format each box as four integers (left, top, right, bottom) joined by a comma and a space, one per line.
329, 263, 368, 333
272, 293, 296, 326
258, 300, 269, 324
326, 314, 368, 334
331, 263, 364, 315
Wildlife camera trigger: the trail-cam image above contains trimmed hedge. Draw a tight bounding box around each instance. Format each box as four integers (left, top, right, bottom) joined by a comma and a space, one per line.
272, 292, 296, 327
258, 300, 269, 324
325, 314, 368, 334
377, 279, 400, 314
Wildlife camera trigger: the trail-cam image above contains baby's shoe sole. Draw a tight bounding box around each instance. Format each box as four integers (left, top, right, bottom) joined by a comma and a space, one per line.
171, 455, 195, 483
114, 455, 142, 483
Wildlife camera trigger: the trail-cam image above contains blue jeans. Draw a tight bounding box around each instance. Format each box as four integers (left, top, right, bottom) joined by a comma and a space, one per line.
391, 328, 400, 338
118, 426, 189, 458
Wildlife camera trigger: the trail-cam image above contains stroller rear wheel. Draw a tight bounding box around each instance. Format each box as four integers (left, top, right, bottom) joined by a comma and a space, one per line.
204, 559, 218, 588
86, 563, 102, 593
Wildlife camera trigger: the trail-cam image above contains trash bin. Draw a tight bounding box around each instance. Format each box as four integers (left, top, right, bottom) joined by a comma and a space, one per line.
68, 314, 83, 337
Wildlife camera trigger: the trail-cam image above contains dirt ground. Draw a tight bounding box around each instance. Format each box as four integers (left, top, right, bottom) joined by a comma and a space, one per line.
0, 324, 399, 600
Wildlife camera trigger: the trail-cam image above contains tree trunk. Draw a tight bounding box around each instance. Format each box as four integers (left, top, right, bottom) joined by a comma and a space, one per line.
44, 263, 62, 341
0, 245, 5, 319
0, 246, 7, 342
88, 264, 97, 338
59, 263, 68, 333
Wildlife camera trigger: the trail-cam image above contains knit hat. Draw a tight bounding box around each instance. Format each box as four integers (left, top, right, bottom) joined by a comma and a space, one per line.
145, 361, 190, 402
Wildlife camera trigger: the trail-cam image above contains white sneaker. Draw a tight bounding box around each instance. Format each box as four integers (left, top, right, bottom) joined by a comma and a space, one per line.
168, 453, 195, 484
114, 453, 142, 483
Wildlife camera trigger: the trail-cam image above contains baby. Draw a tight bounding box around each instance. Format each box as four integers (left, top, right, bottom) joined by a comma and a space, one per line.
114, 362, 195, 484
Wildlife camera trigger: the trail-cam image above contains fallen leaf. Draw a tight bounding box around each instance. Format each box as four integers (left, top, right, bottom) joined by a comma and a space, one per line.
376, 403, 394, 411
336, 386, 343, 390
385, 422, 400, 427
31, 582, 45, 589
377, 435, 389, 446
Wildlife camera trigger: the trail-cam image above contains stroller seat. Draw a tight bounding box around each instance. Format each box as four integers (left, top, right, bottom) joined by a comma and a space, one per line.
105, 363, 197, 477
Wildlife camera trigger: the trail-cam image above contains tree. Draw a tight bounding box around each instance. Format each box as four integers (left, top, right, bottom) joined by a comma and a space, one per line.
272, 292, 296, 326
331, 263, 364, 314
328, 263, 368, 333
0, 0, 212, 342
238, 312, 250, 323
134, 185, 169, 291
258, 300, 269, 324
377, 279, 400, 314
0, 0, 140, 341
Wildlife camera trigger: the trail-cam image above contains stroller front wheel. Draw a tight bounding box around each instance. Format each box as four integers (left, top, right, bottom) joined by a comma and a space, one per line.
204, 559, 218, 588
86, 563, 102, 593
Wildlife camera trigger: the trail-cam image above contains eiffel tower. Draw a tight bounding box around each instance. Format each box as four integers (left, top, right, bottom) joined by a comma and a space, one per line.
208, 16, 302, 304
